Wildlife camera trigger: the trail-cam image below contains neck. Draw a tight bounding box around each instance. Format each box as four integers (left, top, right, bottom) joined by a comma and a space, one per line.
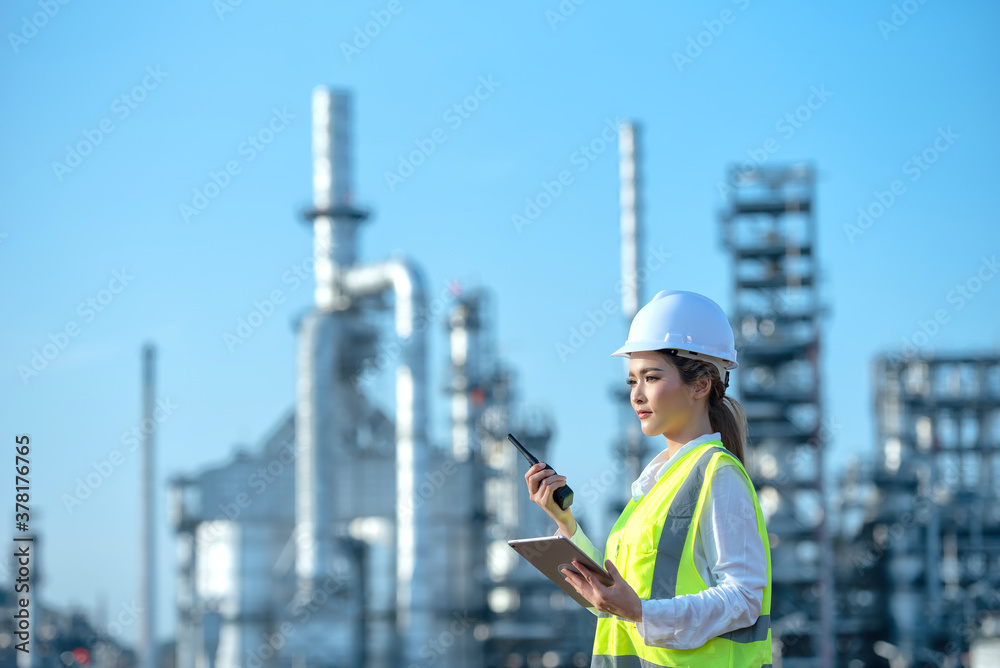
663, 411, 714, 459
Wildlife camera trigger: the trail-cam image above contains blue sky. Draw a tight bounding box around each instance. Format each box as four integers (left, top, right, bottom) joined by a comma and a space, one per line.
2, 0, 998, 649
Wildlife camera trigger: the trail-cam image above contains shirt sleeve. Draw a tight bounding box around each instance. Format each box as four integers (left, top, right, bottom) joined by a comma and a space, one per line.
553, 523, 603, 616
634, 463, 768, 649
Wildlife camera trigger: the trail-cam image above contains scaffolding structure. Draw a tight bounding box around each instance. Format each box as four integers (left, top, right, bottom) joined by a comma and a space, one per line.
831, 456, 892, 667
839, 352, 1000, 666
719, 163, 835, 667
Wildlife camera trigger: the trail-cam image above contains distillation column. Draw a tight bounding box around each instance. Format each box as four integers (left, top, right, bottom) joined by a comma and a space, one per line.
295, 86, 434, 665
719, 164, 834, 668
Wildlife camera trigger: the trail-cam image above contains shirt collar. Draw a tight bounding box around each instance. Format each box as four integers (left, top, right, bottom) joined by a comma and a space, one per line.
630, 432, 722, 502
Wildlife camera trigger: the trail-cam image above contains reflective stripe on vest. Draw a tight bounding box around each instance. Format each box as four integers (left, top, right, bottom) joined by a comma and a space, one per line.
592, 442, 772, 668
591, 660, 774, 668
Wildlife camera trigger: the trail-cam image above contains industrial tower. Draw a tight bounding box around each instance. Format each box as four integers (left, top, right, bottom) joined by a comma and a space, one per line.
608, 120, 652, 521
718, 163, 835, 667
863, 352, 1000, 665
169, 87, 593, 668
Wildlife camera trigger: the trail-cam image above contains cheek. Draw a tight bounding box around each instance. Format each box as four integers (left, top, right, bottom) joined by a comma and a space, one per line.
651, 381, 685, 405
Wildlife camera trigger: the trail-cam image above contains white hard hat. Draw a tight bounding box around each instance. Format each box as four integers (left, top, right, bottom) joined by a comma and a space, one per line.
611, 290, 738, 384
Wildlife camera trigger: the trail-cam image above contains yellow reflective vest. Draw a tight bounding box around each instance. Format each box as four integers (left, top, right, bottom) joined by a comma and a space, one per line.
592, 441, 772, 668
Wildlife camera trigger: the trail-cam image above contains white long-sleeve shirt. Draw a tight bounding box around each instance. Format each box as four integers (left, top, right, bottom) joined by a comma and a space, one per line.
562, 432, 768, 650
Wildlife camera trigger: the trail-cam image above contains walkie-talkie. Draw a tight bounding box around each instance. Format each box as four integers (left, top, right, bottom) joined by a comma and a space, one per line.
508, 433, 574, 510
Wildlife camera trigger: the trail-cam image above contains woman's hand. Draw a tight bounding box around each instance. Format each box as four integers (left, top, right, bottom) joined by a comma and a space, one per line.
524, 462, 576, 536
562, 559, 643, 623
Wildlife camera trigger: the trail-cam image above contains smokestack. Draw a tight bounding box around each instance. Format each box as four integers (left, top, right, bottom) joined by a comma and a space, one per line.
618, 121, 647, 502
298, 86, 433, 662
140, 343, 157, 668
309, 87, 368, 310
619, 121, 642, 319
296, 86, 369, 602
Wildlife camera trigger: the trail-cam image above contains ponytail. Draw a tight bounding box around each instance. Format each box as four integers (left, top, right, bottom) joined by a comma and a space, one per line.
655, 350, 749, 467
707, 377, 748, 467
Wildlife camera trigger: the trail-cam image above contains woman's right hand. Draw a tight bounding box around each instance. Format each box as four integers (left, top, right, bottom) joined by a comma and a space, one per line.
525, 462, 577, 537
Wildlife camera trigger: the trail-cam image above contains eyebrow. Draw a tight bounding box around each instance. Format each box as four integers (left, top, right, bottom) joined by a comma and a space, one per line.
628, 366, 663, 378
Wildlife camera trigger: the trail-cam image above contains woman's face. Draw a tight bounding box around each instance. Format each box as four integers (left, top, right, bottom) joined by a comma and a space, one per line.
627, 351, 703, 438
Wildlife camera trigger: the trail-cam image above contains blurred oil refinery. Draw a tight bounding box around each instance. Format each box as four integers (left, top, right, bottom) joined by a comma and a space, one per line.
4, 84, 999, 668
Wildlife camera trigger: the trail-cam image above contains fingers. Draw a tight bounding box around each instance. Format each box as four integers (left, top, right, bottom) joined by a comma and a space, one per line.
523, 462, 547, 490
564, 565, 602, 610
524, 464, 566, 505
573, 560, 596, 586
561, 567, 582, 585
604, 559, 622, 585
561, 567, 588, 595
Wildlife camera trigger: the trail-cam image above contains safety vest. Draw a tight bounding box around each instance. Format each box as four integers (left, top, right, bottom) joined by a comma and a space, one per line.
592, 441, 772, 668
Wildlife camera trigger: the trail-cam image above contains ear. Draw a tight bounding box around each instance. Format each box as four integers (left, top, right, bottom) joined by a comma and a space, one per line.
691, 373, 712, 400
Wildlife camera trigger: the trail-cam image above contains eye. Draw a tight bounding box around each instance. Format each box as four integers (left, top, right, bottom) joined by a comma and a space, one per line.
625, 379, 636, 387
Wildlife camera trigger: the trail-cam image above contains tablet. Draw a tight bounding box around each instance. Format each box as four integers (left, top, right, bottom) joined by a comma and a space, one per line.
508, 535, 614, 608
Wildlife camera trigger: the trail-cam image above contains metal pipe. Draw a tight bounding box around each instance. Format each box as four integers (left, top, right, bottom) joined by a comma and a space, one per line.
294, 313, 336, 594
342, 258, 430, 662
140, 344, 157, 668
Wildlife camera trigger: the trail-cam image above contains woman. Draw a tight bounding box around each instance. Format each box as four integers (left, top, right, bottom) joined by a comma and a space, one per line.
525, 290, 772, 667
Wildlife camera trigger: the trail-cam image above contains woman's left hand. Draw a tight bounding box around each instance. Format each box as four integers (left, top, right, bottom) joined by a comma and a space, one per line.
562, 559, 643, 623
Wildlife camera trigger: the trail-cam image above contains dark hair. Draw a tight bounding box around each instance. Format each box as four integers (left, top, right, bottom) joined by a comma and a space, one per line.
653, 349, 748, 467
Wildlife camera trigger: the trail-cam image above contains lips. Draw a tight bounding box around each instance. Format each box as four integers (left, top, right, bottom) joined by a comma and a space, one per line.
636, 410, 652, 419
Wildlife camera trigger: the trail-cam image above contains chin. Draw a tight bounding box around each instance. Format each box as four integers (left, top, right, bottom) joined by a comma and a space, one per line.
639, 422, 660, 437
